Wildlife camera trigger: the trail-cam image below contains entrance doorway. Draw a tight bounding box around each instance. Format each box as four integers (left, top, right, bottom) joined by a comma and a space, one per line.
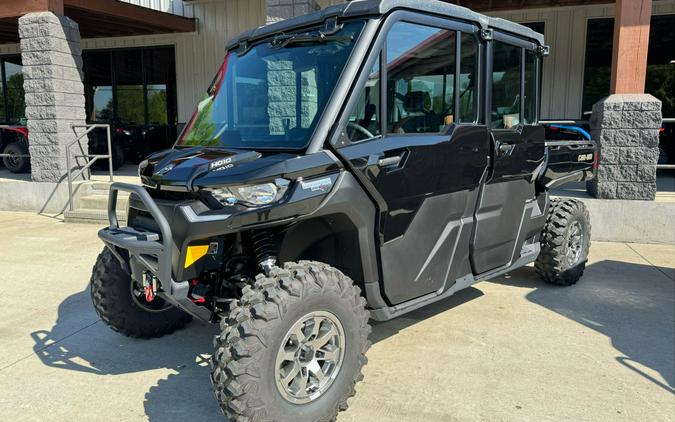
83, 46, 178, 166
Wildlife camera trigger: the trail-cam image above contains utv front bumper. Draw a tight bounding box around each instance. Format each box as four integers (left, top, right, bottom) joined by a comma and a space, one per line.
98, 182, 213, 321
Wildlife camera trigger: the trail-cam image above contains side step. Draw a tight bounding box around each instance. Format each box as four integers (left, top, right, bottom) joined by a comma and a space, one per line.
369, 242, 540, 321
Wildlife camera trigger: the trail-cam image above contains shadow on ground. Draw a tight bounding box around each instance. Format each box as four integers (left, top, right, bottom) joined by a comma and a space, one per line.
30, 259, 674, 421
489, 259, 675, 394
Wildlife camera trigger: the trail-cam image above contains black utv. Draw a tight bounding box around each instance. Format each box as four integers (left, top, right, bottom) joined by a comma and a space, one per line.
91, 1, 596, 420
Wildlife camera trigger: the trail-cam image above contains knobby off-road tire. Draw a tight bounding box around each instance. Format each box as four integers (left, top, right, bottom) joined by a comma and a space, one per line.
211, 261, 371, 422
535, 198, 591, 286
90, 247, 191, 338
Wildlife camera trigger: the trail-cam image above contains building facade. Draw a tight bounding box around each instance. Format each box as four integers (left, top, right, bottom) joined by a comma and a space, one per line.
0, 0, 672, 202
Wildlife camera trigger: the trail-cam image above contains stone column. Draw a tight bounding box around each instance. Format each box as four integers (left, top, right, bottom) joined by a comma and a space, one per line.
18, 12, 86, 183
266, 0, 320, 24
587, 94, 661, 200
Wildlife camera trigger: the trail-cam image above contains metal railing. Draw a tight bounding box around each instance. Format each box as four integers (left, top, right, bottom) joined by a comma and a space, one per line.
66, 124, 113, 212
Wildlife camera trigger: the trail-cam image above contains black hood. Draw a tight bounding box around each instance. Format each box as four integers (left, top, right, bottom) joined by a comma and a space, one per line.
140, 146, 341, 191
140, 146, 265, 190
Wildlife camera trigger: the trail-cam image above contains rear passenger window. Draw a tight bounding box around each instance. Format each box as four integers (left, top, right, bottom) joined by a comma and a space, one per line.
523, 49, 537, 124
491, 41, 522, 128
385, 22, 456, 134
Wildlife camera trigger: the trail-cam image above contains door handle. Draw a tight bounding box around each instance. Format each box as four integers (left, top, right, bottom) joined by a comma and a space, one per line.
377, 155, 402, 167
496, 142, 515, 157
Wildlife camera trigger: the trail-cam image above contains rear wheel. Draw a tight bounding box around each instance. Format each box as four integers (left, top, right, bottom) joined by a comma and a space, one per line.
535, 198, 591, 286
2, 141, 30, 173
211, 261, 371, 422
90, 247, 191, 338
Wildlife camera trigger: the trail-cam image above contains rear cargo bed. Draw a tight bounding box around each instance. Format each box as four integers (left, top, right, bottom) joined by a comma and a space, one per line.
541, 140, 596, 189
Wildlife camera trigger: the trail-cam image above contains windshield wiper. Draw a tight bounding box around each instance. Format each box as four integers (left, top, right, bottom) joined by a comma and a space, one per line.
270, 32, 353, 48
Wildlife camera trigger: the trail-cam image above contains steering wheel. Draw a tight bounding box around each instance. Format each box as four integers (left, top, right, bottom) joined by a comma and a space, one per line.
346, 122, 375, 142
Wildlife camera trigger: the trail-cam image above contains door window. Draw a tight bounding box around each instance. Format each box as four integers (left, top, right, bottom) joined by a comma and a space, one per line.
343, 55, 381, 144
491, 41, 522, 128
385, 22, 456, 134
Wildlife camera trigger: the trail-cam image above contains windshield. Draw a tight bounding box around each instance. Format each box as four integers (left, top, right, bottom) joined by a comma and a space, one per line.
176, 21, 365, 150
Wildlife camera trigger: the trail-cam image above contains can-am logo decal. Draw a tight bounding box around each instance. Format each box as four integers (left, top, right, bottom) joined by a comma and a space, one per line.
300, 177, 333, 193
209, 157, 233, 171
577, 153, 594, 162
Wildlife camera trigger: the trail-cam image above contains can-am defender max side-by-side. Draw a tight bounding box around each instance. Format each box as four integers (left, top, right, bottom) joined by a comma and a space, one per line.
90, 1, 596, 420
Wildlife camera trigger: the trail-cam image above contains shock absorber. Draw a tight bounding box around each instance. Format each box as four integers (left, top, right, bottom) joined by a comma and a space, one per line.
251, 230, 277, 275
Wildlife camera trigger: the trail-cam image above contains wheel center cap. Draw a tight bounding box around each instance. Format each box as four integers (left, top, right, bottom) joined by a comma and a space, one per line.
297, 344, 315, 364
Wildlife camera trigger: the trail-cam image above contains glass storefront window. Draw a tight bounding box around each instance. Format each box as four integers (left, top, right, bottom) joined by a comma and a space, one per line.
0, 56, 25, 124
582, 15, 674, 118
84, 51, 113, 122
83, 47, 177, 127
582, 18, 614, 115
144, 48, 175, 125
113, 50, 145, 125
646, 14, 674, 118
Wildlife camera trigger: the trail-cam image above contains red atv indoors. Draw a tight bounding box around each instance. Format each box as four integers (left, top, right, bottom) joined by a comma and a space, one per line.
0, 125, 30, 174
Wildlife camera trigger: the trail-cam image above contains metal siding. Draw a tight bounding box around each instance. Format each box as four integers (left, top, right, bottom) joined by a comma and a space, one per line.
119, 0, 191, 17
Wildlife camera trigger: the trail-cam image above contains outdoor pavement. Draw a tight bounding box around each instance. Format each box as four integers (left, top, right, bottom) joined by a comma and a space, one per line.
0, 211, 673, 422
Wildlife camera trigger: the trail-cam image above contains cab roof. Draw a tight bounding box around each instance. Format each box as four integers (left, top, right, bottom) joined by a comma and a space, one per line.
226, 0, 546, 51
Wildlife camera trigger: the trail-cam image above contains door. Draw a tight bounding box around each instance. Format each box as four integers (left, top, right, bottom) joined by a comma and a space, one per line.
335, 18, 488, 305
470, 35, 545, 274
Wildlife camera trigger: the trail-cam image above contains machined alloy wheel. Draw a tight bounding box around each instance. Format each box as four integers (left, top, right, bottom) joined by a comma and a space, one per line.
275, 311, 346, 404
565, 221, 584, 266
211, 261, 371, 422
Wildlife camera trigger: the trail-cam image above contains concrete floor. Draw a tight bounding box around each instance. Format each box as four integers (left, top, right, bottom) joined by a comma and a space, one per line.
0, 212, 673, 422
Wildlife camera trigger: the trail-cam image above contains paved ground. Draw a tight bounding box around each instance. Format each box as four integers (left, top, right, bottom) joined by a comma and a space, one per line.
0, 211, 673, 422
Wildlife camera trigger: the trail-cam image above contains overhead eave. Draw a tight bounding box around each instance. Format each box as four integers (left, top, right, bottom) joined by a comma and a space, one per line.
0, 0, 196, 44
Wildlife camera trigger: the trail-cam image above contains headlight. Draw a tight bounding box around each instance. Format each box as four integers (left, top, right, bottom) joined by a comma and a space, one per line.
207, 179, 289, 207
236, 183, 277, 205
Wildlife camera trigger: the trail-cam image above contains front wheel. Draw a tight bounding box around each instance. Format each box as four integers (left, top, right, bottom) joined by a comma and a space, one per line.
535, 198, 591, 286
211, 261, 371, 422
90, 248, 191, 338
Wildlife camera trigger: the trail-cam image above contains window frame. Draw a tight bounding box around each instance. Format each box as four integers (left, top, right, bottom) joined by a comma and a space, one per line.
332, 10, 481, 146
488, 31, 540, 130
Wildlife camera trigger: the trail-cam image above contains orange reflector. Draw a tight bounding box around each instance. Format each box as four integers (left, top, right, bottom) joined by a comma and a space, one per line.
184, 245, 209, 268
